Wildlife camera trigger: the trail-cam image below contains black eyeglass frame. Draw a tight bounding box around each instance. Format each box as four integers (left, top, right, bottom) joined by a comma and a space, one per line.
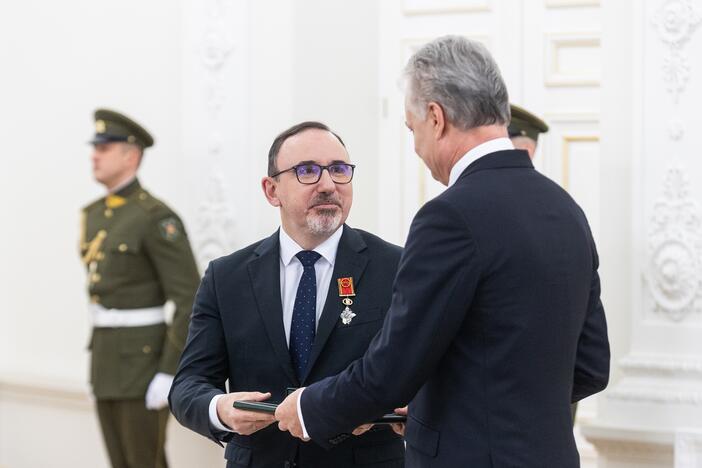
270, 163, 356, 185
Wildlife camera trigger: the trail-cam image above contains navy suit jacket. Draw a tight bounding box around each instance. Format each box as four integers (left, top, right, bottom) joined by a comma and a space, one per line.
169, 226, 405, 468
301, 150, 610, 467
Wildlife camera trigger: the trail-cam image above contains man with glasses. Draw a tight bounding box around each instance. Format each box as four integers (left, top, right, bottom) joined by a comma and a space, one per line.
169, 121, 405, 467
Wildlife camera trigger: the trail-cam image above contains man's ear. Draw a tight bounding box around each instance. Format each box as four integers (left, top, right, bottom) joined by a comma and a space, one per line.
261, 177, 281, 207
123, 143, 142, 167
427, 102, 446, 139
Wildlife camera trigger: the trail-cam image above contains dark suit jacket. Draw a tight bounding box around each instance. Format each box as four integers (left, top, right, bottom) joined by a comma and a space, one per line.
301, 150, 610, 467
169, 225, 405, 468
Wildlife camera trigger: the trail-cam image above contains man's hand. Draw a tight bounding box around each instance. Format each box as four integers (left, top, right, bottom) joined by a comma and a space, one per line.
145, 373, 174, 410
216, 391, 276, 435
275, 388, 309, 440
352, 424, 374, 436
391, 406, 407, 436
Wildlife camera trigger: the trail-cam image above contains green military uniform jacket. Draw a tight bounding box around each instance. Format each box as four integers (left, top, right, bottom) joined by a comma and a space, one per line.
81, 178, 200, 400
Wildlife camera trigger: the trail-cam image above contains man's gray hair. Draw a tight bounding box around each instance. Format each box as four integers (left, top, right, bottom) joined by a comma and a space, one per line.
404, 35, 510, 130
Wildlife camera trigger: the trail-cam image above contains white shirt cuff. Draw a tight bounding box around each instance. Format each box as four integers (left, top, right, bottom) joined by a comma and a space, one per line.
296, 388, 310, 439
209, 394, 233, 432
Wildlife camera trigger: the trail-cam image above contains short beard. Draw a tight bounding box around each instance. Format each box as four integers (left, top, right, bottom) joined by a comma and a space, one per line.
306, 209, 342, 236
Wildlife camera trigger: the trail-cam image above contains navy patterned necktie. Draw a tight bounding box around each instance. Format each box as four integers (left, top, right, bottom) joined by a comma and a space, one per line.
290, 250, 322, 380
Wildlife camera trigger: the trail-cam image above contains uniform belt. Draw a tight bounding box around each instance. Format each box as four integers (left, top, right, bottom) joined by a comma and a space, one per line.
90, 303, 166, 328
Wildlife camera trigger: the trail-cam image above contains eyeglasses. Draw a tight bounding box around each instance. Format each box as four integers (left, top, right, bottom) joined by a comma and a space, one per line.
270, 163, 356, 185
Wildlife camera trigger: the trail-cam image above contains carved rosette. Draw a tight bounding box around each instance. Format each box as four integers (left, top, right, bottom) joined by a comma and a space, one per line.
646, 166, 702, 321
653, 0, 701, 46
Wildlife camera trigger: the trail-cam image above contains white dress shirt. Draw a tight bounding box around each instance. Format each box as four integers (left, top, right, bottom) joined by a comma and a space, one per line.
447, 137, 514, 187
209, 226, 344, 432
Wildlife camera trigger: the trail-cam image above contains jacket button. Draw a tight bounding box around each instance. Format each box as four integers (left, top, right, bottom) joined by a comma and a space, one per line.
118, 243, 128, 252
142, 345, 152, 354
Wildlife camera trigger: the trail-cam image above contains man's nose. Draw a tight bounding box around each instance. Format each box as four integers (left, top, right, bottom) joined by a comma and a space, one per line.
316, 168, 336, 192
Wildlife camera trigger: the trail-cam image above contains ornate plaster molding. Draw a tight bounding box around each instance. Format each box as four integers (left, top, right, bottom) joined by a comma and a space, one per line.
194, 173, 237, 271
192, 0, 239, 268
652, 0, 701, 139
620, 355, 702, 378
645, 166, 702, 322
608, 386, 702, 405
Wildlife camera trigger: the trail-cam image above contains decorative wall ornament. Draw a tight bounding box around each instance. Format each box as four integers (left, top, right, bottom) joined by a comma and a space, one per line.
652, 0, 701, 104
191, 0, 239, 268
653, 0, 701, 46
653, 0, 700, 143
195, 173, 237, 272
661, 50, 690, 103
645, 166, 702, 321
668, 117, 685, 140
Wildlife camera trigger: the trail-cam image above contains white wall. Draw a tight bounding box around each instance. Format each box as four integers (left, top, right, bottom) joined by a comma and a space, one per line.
0, 0, 184, 386
0, 0, 381, 466
291, 0, 381, 233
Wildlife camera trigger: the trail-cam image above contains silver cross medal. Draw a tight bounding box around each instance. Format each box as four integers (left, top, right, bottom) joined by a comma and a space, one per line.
340, 298, 356, 325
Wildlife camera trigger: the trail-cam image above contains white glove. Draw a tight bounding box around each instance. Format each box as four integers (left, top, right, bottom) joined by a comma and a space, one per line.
145, 372, 174, 410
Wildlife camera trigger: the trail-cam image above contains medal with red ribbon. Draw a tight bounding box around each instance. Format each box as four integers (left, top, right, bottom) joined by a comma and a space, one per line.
337, 277, 356, 325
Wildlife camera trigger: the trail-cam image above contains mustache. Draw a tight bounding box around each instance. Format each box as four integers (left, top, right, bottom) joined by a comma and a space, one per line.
309, 195, 342, 209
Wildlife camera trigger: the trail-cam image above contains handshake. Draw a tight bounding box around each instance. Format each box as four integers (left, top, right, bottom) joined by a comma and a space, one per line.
215, 390, 407, 440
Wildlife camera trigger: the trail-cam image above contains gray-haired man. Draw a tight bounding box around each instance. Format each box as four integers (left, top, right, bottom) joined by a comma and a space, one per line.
276, 35, 609, 467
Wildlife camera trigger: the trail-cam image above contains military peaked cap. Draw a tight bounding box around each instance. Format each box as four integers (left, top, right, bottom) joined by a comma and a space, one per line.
90, 108, 155, 149
508, 104, 549, 142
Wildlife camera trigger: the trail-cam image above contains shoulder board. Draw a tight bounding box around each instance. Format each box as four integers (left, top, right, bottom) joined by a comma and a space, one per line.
134, 190, 163, 211
134, 190, 177, 220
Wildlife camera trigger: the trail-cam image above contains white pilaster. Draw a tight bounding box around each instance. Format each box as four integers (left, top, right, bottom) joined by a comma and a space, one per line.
583, 1, 702, 465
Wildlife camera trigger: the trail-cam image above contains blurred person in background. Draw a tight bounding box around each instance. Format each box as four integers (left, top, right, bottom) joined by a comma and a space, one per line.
80, 108, 200, 468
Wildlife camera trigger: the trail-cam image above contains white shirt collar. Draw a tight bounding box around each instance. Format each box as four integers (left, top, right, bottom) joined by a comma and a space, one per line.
448, 137, 514, 187
279, 225, 344, 267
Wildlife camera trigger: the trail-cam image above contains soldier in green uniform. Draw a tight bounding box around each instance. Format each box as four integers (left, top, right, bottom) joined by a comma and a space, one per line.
508, 103, 549, 160
80, 109, 200, 468
508, 104, 579, 425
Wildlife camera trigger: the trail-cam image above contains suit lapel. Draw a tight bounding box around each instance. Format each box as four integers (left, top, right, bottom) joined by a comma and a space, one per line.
247, 231, 299, 386
302, 226, 368, 383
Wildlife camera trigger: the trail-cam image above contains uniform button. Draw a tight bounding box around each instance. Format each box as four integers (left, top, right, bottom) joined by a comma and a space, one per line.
91, 273, 101, 283
98, 229, 107, 236
104, 209, 113, 218
142, 345, 152, 354
139, 193, 148, 200
118, 243, 128, 252
96, 252, 105, 261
